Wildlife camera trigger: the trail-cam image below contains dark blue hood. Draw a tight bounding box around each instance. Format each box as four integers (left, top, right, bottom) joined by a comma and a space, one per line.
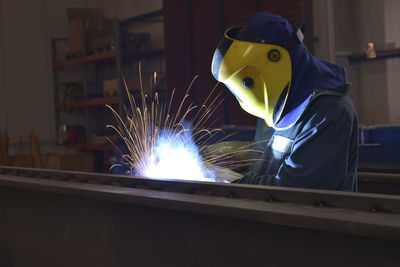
241, 12, 349, 129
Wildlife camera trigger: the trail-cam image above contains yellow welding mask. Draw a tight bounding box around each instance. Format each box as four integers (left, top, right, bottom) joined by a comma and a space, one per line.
212, 26, 293, 127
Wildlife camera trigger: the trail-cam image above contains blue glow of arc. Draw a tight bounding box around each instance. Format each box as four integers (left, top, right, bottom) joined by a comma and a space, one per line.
137, 126, 215, 182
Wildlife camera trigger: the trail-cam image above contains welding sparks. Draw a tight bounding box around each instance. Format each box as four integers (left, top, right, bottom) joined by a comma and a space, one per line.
106, 68, 262, 182
140, 128, 215, 181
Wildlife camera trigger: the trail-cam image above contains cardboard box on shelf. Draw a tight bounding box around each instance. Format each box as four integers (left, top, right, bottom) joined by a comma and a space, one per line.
67, 8, 103, 55
68, 19, 84, 55
86, 19, 116, 53
103, 79, 118, 97
122, 32, 151, 50
66, 8, 116, 55
125, 76, 151, 95
69, 18, 116, 55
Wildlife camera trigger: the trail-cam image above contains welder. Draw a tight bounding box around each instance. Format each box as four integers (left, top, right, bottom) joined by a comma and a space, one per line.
211, 12, 358, 191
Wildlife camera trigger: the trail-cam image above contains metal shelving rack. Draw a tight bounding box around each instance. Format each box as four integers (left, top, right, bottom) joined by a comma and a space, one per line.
52, 9, 165, 171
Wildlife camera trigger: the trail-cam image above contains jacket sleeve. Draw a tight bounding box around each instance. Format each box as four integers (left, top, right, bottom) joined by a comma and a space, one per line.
234, 99, 355, 190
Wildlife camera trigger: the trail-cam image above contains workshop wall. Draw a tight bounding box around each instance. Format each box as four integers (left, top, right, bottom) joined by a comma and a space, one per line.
312, 0, 336, 63
164, 0, 304, 127
0, 4, 5, 135
319, 0, 400, 125
0, 0, 52, 144
348, 0, 388, 124
384, 0, 400, 123
0, 0, 161, 149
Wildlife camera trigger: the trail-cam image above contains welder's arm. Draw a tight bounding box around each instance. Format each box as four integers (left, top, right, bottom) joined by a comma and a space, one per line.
202, 141, 256, 183
232, 171, 274, 185
234, 104, 353, 189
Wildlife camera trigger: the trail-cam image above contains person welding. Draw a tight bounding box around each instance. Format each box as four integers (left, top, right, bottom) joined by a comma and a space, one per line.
211, 12, 358, 191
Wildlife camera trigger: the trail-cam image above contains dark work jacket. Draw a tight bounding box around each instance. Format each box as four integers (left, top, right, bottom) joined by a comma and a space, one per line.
235, 93, 359, 191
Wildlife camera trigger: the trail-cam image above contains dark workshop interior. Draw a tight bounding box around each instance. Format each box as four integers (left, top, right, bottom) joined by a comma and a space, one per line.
1, 0, 400, 266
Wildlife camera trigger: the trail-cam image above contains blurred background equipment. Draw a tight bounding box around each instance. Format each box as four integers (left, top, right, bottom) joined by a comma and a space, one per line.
0, 131, 10, 166
121, 32, 151, 50
61, 82, 84, 112
103, 78, 118, 97
67, 8, 106, 57
0, 130, 93, 171
51, 8, 165, 172
366, 42, 377, 58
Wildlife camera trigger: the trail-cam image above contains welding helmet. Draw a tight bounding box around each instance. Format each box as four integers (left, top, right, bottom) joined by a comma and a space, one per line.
211, 18, 305, 127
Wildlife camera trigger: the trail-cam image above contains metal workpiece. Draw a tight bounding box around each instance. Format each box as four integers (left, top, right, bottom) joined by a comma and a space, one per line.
358, 171, 400, 195
1, 166, 400, 266
358, 171, 400, 183
1, 166, 400, 239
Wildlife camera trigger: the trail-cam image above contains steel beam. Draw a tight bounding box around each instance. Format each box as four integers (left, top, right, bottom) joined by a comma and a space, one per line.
1, 166, 400, 266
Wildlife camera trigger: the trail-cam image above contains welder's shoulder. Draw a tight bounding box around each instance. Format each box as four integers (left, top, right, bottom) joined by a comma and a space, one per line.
304, 94, 357, 126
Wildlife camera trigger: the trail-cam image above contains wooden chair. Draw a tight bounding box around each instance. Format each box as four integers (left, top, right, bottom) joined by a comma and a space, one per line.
0, 132, 10, 165
1, 131, 44, 168
29, 131, 44, 168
